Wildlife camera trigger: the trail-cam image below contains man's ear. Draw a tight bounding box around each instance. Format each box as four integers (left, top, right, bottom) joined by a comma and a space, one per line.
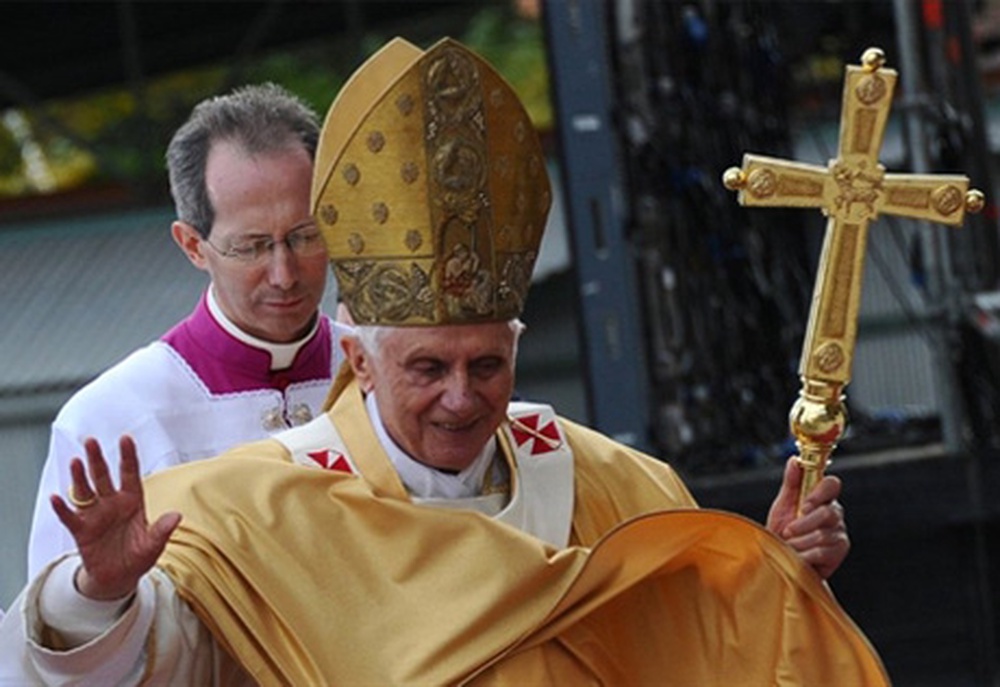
171, 221, 209, 270
342, 336, 374, 392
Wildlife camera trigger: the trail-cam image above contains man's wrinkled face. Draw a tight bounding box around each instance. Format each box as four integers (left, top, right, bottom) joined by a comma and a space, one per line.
174, 140, 328, 343
346, 322, 518, 471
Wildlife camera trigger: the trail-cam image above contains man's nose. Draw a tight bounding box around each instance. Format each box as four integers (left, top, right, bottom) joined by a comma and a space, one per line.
440, 372, 475, 411
266, 241, 298, 289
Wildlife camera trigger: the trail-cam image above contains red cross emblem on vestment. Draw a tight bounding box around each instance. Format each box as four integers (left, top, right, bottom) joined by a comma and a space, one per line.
306, 449, 354, 473
510, 414, 562, 455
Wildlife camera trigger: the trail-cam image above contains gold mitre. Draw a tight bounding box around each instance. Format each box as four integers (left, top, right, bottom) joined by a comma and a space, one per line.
312, 37, 552, 325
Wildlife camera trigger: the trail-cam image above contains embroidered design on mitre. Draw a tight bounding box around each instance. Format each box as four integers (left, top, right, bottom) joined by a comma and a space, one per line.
312, 37, 552, 325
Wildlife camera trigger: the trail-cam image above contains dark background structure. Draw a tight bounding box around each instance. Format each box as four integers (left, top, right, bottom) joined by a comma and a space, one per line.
543, 1, 1000, 684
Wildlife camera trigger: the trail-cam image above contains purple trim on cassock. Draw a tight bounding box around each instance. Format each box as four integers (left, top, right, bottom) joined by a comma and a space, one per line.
161, 292, 331, 394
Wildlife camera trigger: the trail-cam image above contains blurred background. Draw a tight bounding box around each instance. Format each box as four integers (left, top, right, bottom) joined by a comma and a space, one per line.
0, 1, 998, 683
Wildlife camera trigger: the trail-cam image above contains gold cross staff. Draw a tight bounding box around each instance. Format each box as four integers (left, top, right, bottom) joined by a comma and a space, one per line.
722, 47, 984, 514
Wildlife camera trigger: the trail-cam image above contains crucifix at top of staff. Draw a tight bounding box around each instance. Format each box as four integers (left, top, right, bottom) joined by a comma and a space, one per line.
723, 47, 985, 514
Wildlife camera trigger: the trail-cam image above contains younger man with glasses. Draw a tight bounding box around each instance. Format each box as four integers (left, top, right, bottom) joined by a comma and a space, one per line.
26, 83, 341, 579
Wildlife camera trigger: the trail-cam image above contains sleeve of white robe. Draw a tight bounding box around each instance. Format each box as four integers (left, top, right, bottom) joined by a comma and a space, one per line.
0, 556, 226, 685
26, 425, 84, 580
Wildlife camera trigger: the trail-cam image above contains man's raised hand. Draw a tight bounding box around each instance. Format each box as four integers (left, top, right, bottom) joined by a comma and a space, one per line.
50, 435, 181, 600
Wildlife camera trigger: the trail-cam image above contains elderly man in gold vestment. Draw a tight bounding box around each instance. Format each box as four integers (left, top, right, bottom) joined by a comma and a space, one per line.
0, 38, 888, 685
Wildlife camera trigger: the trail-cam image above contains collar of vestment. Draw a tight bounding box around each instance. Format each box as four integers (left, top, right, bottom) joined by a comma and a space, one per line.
364, 390, 501, 500
206, 286, 319, 370
161, 290, 331, 394
275, 377, 575, 547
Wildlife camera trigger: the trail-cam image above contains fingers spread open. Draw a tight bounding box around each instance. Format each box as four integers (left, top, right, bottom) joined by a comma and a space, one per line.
83, 437, 116, 497
50, 494, 84, 534
118, 435, 143, 495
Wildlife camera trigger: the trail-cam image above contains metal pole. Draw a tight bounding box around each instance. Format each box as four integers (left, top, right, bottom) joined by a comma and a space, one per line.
895, 1, 997, 682
891, 0, 967, 452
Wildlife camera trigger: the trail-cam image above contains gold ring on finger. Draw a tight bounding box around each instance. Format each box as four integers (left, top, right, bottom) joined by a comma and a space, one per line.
68, 485, 97, 509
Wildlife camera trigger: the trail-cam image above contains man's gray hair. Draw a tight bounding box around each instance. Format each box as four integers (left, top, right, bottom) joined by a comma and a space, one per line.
166, 82, 320, 237
352, 319, 527, 363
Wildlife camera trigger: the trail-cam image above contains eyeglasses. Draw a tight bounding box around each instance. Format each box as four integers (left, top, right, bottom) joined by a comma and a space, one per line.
203, 223, 326, 264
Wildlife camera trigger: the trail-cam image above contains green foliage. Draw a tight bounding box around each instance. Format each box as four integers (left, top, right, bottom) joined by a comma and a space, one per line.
1, 3, 551, 200
460, 5, 552, 129
242, 48, 348, 116
0, 128, 21, 177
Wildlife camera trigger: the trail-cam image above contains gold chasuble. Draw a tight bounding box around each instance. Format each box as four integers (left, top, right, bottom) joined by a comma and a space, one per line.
142, 378, 889, 685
